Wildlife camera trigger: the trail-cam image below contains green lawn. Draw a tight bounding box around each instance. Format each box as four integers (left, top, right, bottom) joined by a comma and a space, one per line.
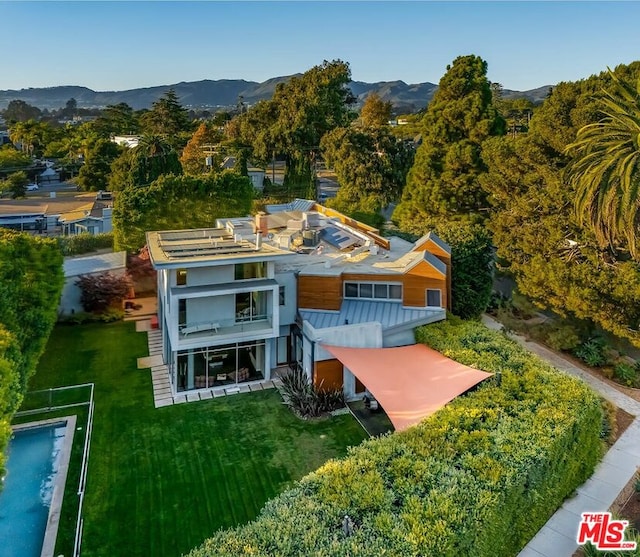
24, 322, 368, 557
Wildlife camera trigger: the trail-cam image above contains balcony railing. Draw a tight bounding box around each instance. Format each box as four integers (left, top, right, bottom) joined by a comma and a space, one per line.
178, 315, 273, 341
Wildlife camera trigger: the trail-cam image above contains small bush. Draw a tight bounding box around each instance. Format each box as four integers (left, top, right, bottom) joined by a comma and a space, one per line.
543, 323, 582, 351
279, 368, 345, 418
613, 362, 640, 388
575, 337, 610, 367
76, 272, 133, 313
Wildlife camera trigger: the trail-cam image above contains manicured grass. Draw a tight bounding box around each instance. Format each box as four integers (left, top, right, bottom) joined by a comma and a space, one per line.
26, 322, 368, 557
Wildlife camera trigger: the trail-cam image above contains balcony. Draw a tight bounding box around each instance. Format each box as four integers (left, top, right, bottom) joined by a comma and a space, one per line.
178, 315, 274, 342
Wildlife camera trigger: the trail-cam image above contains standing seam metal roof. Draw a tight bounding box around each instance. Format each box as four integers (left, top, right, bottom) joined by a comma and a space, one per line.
300, 300, 443, 330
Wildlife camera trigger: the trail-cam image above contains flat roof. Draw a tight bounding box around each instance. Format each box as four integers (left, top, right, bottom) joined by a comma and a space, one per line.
63, 251, 126, 277
146, 228, 292, 268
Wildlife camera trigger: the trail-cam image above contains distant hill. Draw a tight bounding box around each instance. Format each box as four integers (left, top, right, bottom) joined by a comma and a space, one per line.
0, 77, 551, 113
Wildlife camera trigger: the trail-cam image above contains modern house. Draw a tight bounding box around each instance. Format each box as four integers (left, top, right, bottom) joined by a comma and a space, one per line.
146, 201, 450, 399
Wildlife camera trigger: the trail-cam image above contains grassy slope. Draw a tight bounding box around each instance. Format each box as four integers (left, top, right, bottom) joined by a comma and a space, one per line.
26, 322, 367, 557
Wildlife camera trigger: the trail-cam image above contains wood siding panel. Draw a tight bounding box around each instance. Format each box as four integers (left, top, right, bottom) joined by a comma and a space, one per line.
314, 359, 344, 390
403, 275, 447, 308
341, 273, 447, 309
298, 275, 342, 310
414, 238, 451, 259
405, 260, 445, 279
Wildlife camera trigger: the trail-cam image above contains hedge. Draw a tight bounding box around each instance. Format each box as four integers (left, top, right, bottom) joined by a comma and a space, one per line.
188, 317, 603, 557
0, 230, 64, 473
57, 232, 114, 256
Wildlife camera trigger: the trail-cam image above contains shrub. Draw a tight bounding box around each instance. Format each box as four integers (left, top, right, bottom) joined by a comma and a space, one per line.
188, 318, 603, 557
279, 368, 345, 418
57, 232, 114, 256
613, 362, 640, 388
76, 272, 133, 313
575, 337, 610, 367
542, 323, 582, 351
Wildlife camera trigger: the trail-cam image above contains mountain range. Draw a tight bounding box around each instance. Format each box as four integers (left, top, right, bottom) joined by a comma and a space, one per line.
0, 77, 551, 113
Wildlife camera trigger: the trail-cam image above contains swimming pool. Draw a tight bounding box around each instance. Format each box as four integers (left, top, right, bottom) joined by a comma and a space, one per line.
0, 417, 76, 557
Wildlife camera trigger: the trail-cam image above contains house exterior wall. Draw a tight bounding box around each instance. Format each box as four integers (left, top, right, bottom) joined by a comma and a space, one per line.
298, 275, 342, 310
275, 271, 297, 326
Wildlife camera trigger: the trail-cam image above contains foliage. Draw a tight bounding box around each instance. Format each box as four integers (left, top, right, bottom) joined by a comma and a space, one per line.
2, 99, 41, 122
565, 71, 640, 259
76, 138, 122, 191
0, 230, 64, 473
139, 89, 192, 149
437, 223, 494, 319
0, 145, 31, 170
1, 170, 28, 199
113, 172, 254, 252
57, 232, 114, 256
92, 102, 140, 137
394, 55, 505, 233
541, 322, 582, 351
180, 121, 224, 175
9, 119, 52, 156
76, 272, 133, 313
613, 362, 640, 388
480, 62, 640, 347
321, 126, 414, 214
279, 368, 345, 418
109, 135, 182, 190
574, 337, 610, 367
58, 308, 125, 324
359, 92, 393, 128
188, 318, 603, 557
232, 60, 355, 188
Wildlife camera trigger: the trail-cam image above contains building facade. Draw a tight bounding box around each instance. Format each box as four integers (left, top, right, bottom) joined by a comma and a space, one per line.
146, 201, 450, 398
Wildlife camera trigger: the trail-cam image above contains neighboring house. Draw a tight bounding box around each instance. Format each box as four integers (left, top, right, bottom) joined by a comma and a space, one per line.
59, 203, 113, 236
0, 202, 48, 231
247, 166, 265, 191
112, 135, 141, 149
146, 201, 450, 399
59, 251, 127, 315
39, 167, 60, 184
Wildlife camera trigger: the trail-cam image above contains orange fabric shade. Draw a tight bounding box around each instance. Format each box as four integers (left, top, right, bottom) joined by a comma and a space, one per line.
322, 343, 493, 432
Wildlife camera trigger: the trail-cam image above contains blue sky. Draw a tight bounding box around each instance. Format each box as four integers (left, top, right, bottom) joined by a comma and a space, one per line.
0, 1, 638, 92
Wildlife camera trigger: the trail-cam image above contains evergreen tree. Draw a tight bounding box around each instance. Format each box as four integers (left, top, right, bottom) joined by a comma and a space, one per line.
140, 89, 192, 148
77, 138, 122, 191
393, 55, 505, 234
360, 92, 393, 128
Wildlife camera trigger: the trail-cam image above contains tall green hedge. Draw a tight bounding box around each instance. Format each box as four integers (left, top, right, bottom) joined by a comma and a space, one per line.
0, 230, 64, 473
57, 232, 114, 256
188, 318, 603, 557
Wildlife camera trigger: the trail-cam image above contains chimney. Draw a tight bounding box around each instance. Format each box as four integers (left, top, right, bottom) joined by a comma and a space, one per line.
255, 212, 269, 235
255, 231, 262, 250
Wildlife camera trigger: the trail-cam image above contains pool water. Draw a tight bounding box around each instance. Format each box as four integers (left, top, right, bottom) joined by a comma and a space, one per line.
0, 424, 66, 557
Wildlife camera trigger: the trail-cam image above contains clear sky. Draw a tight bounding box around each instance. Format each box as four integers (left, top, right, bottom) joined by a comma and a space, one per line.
1, 1, 639, 92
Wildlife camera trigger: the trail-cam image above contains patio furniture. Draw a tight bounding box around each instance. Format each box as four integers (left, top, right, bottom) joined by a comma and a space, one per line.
180, 322, 220, 336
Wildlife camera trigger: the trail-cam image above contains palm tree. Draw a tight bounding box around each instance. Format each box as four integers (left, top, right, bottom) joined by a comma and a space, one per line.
565, 71, 640, 259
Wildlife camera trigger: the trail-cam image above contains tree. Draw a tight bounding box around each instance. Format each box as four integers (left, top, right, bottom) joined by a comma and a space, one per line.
113, 172, 254, 252
76, 272, 133, 312
93, 103, 140, 137
77, 138, 122, 191
321, 126, 414, 215
565, 71, 640, 259
8, 119, 53, 157
140, 89, 192, 147
360, 92, 393, 128
109, 135, 182, 190
180, 122, 223, 175
2, 171, 29, 199
3, 99, 41, 123
62, 97, 78, 119
393, 55, 505, 234
0, 146, 31, 170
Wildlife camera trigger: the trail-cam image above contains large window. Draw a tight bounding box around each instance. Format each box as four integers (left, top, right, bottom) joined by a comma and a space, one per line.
234, 262, 266, 280
235, 291, 267, 322
176, 340, 265, 391
426, 289, 442, 307
344, 281, 402, 301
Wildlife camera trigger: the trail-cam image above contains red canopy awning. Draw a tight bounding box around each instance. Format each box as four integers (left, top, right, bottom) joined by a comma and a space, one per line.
322, 344, 493, 432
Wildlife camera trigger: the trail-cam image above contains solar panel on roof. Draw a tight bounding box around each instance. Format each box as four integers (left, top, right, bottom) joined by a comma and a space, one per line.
320, 226, 360, 250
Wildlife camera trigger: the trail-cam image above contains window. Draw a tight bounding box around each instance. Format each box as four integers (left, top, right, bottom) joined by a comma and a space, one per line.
427, 289, 442, 307
344, 281, 402, 301
178, 299, 186, 327
279, 286, 285, 306
345, 282, 358, 298
176, 269, 187, 286
234, 262, 266, 280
